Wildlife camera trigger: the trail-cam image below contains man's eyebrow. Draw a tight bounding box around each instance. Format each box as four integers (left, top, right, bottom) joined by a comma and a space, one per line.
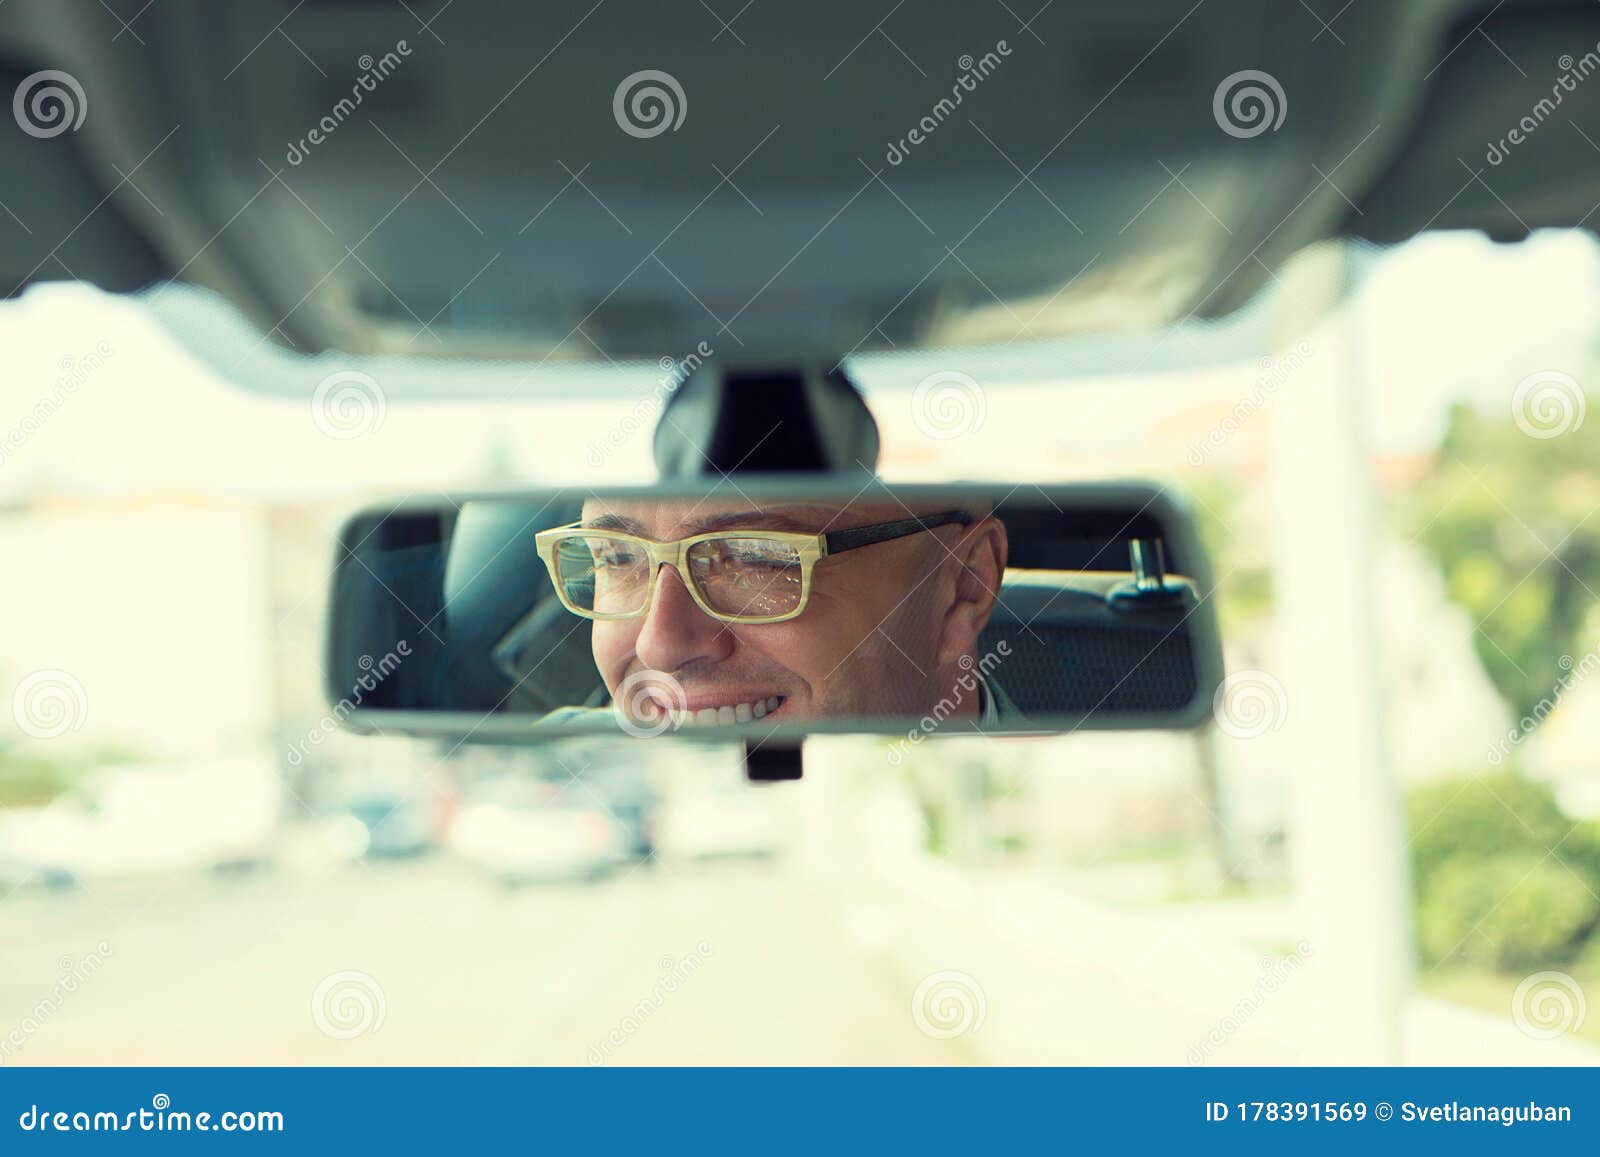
579, 506, 845, 536
582, 513, 645, 534
681, 508, 836, 535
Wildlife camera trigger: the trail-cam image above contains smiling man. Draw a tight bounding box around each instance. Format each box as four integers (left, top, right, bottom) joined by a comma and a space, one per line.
534, 497, 1012, 727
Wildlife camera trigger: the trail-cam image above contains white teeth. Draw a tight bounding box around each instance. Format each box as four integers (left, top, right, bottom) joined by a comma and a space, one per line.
669, 697, 783, 726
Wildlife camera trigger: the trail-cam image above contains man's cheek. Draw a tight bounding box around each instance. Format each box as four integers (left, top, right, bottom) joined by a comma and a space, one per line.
736, 626, 810, 686
590, 625, 631, 689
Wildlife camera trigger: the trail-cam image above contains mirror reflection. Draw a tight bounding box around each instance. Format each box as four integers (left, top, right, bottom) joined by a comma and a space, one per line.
327, 484, 1217, 738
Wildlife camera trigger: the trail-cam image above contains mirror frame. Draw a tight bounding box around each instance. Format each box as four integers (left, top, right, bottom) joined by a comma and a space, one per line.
323, 477, 1224, 744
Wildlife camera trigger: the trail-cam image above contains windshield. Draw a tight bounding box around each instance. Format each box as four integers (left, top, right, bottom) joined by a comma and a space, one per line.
2, 230, 1599, 1064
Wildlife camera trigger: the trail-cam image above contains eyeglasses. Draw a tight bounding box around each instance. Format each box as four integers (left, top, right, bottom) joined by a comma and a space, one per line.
535, 511, 973, 624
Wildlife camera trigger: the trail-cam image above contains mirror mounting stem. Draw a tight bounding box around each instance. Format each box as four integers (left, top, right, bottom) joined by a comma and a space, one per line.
655, 354, 877, 781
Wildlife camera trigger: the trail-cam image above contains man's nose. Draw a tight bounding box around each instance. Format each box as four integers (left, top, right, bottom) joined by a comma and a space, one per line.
633, 564, 735, 672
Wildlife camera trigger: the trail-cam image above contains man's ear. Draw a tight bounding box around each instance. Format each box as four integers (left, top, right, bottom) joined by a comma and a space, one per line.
934, 515, 1008, 668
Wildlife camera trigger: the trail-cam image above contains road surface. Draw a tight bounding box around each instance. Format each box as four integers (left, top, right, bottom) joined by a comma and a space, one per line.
0, 853, 980, 1066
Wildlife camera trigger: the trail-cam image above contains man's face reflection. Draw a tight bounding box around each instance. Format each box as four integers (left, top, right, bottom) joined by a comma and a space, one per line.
582, 498, 1007, 723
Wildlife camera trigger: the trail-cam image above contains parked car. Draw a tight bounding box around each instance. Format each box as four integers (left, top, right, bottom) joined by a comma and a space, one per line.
446, 776, 628, 885
320, 767, 456, 861
653, 783, 786, 863
0, 757, 281, 886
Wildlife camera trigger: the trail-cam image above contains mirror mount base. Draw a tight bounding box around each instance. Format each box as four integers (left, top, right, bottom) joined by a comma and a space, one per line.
652, 358, 879, 477
1105, 583, 1192, 613
1107, 536, 1190, 611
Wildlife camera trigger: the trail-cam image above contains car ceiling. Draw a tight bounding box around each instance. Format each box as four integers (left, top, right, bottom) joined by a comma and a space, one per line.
2, 0, 1599, 371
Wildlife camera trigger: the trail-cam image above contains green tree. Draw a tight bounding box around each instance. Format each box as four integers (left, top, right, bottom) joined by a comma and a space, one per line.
1408, 773, 1600, 969
1403, 399, 1600, 719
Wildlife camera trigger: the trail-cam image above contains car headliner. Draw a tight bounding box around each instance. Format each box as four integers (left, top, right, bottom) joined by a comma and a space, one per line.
2, 0, 1599, 371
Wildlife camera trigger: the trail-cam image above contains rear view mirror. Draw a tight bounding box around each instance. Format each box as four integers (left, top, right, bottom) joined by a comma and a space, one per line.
324, 478, 1222, 744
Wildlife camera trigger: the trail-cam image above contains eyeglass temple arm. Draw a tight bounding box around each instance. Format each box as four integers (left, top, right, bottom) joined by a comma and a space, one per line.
822, 511, 974, 555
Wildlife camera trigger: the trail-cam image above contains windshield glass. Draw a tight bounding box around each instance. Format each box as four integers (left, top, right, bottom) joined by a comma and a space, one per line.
3, 230, 1599, 1064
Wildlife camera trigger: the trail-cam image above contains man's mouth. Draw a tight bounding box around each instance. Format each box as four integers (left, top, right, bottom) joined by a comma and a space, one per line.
642, 694, 787, 726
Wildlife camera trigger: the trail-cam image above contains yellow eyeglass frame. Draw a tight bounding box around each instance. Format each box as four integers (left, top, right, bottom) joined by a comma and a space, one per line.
534, 523, 826, 625
534, 510, 974, 625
